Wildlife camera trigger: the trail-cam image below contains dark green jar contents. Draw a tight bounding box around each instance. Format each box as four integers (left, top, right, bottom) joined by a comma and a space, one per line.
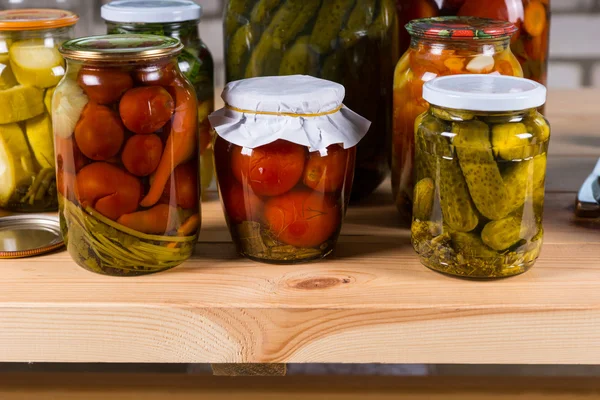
223, 0, 400, 201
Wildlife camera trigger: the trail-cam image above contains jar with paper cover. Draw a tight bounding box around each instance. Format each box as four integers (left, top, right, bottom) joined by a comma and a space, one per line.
0, 9, 78, 212
412, 74, 550, 278
210, 75, 370, 263
57, 35, 200, 276
392, 17, 523, 222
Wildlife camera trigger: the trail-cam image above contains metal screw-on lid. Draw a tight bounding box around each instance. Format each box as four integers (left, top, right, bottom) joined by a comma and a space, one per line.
423, 75, 547, 112
0, 214, 63, 258
102, 0, 202, 24
60, 34, 183, 62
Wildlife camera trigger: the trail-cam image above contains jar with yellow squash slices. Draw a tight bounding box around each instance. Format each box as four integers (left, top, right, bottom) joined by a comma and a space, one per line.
0, 9, 78, 212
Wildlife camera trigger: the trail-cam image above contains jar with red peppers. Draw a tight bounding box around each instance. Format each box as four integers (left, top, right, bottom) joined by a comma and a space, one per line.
392, 17, 523, 220
209, 75, 370, 264
56, 35, 200, 276
396, 0, 550, 87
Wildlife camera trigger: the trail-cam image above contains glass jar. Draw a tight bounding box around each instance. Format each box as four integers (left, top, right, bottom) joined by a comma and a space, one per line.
412, 75, 549, 279
396, 0, 551, 86
102, 0, 215, 195
0, 9, 78, 212
57, 35, 200, 276
392, 17, 523, 221
209, 76, 370, 264
223, 0, 399, 202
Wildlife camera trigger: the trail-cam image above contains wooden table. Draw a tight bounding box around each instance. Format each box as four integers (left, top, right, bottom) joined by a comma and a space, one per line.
1, 89, 599, 365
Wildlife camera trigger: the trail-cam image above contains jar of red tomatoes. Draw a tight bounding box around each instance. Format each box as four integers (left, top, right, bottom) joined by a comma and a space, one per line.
56, 35, 200, 276
209, 75, 370, 263
392, 17, 523, 221
396, 0, 550, 87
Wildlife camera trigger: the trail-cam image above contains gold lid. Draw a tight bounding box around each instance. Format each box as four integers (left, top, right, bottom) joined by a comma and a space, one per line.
0, 214, 64, 259
59, 34, 183, 62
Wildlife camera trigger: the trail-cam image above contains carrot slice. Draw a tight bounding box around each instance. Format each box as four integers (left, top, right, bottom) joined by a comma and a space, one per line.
444, 57, 466, 73
524, 1, 547, 38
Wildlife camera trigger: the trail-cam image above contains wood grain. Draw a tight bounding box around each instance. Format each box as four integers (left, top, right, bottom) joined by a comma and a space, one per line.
0, 90, 599, 364
1, 374, 600, 399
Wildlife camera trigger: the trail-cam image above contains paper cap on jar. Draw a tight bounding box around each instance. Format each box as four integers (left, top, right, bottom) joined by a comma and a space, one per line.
102, 0, 201, 23
423, 75, 547, 112
209, 75, 371, 152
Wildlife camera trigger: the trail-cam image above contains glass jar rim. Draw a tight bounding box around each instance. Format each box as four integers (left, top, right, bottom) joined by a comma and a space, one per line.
0, 9, 78, 31
59, 34, 183, 62
406, 16, 517, 41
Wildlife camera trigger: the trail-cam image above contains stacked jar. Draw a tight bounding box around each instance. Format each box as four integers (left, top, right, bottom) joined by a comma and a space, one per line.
395, 0, 551, 86
0, 9, 78, 212
223, 0, 399, 201
102, 0, 215, 195
392, 17, 523, 220
412, 74, 549, 278
56, 35, 200, 276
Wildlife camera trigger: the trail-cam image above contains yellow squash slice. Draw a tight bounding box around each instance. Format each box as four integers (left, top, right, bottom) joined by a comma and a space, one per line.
0, 123, 36, 206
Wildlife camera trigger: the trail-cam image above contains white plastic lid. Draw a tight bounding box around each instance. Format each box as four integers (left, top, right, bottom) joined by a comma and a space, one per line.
423, 75, 547, 112
209, 75, 371, 153
101, 0, 202, 23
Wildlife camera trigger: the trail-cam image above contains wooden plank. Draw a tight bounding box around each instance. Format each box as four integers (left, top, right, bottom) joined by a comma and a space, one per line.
1, 374, 600, 399
0, 90, 599, 365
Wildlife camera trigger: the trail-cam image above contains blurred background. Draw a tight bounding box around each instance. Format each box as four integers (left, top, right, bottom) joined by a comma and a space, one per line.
0, 0, 598, 90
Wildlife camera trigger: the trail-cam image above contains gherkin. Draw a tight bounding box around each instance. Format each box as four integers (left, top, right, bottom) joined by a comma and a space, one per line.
481, 212, 538, 251
453, 120, 510, 220
227, 24, 257, 81
310, 0, 356, 54
491, 122, 532, 160
413, 177, 435, 221
279, 36, 318, 75
339, 0, 376, 48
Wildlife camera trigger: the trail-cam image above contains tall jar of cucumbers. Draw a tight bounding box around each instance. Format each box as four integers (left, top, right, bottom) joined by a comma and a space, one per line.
0, 9, 78, 212
102, 0, 215, 195
224, 0, 400, 201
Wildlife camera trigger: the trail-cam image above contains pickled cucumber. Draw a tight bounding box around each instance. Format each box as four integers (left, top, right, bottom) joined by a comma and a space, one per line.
430, 107, 474, 122
525, 114, 550, 143
0, 123, 36, 206
481, 212, 538, 251
251, 0, 282, 24
44, 86, 55, 113
309, 0, 356, 54
9, 39, 64, 88
0, 85, 44, 124
339, 0, 376, 48
491, 122, 532, 160
413, 177, 435, 221
227, 24, 257, 81
245, 0, 319, 77
225, 0, 253, 37
502, 153, 546, 215
453, 120, 509, 220
279, 36, 318, 75
435, 136, 479, 232
366, 0, 395, 40
451, 231, 497, 258
25, 112, 55, 169
0, 54, 17, 90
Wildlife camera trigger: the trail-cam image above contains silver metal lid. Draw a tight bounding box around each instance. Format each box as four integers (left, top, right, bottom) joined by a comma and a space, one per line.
0, 214, 63, 258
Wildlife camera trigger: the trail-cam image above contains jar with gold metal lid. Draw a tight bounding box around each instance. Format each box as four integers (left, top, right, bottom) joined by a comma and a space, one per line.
0, 9, 78, 212
56, 34, 200, 276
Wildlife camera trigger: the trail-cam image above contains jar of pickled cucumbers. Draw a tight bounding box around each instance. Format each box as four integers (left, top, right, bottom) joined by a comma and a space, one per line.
209, 75, 370, 263
102, 0, 215, 195
392, 17, 523, 221
56, 35, 200, 276
0, 9, 78, 212
396, 0, 551, 87
412, 74, 549, 279
223, 0, 399, 202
